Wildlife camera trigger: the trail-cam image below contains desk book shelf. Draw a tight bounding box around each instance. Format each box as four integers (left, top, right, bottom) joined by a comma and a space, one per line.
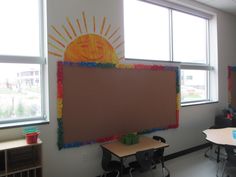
0, 139, 42, 177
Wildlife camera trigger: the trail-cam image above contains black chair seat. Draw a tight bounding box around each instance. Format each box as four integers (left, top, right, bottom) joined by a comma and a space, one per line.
107, 160, 122, 170
129, 161, 141, 169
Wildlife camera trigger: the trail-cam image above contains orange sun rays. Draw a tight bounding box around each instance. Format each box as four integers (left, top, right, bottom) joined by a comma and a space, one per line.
49, 12, 124, 63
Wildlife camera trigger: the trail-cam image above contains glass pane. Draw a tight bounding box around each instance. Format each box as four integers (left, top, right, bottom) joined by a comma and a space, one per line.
181, 70, 208, 102
0, 0, 40, 56
124, 0, 170, 60
0, 63, 41, 119
173, 11, 207, 64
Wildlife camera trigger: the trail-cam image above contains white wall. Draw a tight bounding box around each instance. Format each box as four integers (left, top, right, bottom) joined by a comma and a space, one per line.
0, 0, 236, 177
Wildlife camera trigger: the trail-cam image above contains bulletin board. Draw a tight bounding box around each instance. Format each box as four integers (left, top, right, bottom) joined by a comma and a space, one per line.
228, 66, 236, 110
57, 62, 180, 149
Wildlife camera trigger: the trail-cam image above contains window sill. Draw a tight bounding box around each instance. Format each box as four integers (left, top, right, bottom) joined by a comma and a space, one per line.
0, 119, 49, 129
181, 100, 218, 107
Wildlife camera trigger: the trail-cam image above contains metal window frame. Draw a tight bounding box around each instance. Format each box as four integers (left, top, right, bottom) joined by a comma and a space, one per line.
180, 68, 211, 104
139, 0, 213, 19
179, 18, 211, 104
0, 0, 47, 126
124, 0, 213, 105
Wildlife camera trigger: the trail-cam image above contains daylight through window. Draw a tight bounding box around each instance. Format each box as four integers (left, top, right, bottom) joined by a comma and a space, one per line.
124, 0, 215, 104
0, 0, 46, 125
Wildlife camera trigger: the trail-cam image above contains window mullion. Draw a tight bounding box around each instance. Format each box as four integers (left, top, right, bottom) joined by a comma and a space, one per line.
181, 64, 213, 70
206, 21, 210, 100
169, 9, 173, 62
38, 0, 45, 58
0, 55, 45, 64
207, 70, 210, 101
40, 63, 46, 119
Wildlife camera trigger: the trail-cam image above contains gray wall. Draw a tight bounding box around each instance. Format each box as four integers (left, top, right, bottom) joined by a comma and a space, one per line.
0, 0, 236, 177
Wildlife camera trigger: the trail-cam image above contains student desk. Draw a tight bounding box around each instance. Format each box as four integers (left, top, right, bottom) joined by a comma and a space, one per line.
203, 127, 236, 146
101, 136, 169, 176
203, 127, 236, 162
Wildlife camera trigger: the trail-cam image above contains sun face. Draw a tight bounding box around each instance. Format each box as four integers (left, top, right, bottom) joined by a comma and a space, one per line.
48, 12, 123, 63
64, 34, 118, 63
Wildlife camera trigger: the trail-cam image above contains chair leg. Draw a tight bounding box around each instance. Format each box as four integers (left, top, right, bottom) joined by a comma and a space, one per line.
216, 158, 224, 177
129, 168, 134, 177
164, 166, 170, 177
101, 172, 107, 177
160, 159, 170, 177
216, 163, 220, 177
221, 161, 226, 177
115, 170, 120, 177
205, 144, 213, 158
162, 167, 165, 177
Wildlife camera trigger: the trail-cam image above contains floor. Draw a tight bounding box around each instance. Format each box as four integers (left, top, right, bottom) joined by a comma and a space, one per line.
125, 148, 236, 177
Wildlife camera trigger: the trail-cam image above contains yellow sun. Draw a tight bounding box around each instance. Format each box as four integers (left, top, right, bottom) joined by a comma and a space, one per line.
64, 34, 118, 63
48, 12, 123, 64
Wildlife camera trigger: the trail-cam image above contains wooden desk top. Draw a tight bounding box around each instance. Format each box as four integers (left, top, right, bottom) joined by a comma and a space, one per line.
101, 136, 169, 158
203, 127, 236, 146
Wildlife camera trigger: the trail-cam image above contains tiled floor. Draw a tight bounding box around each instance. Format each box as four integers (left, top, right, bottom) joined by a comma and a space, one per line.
125, 148, 236, 177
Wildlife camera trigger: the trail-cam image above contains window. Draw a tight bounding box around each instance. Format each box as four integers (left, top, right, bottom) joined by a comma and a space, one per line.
0, 0, 47, 127
123, 0, 217, 104
124, 0, 170, 60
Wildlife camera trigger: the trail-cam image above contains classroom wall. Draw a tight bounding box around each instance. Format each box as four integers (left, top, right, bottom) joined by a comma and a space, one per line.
0, 0, 236, 177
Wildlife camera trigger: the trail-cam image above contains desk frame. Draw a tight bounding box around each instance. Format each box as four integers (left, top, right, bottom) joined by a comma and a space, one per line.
203, 128, 236, 163
101, 136, 169, 176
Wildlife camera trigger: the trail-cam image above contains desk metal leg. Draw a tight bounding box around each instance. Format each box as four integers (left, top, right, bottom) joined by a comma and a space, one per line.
217, 145, 220, 163
120, 158, 124, 177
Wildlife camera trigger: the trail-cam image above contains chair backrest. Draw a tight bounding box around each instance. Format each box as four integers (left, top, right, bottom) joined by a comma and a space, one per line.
152, 136, 166, 161
232, 117, 236, 127
215, 115, 232, 128
135, 149, 154, 172
101, 147, 112, 171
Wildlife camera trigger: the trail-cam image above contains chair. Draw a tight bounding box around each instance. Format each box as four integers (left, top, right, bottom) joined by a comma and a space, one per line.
129, 149, 155, 177
101, 147, 122, 177
153, 136, 170, 177
217, 145, 236, 177
232, 117, 236, 127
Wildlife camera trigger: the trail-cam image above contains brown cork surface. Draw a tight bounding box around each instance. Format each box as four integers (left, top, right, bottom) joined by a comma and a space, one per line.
62, 66, 177, 144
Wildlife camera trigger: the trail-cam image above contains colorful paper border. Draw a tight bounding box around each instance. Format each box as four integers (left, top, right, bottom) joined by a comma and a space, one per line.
57, 61, 180, 149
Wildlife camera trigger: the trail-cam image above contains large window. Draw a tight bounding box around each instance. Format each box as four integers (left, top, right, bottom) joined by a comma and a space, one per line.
0, 0, 47, 127
124, 0, 216, 104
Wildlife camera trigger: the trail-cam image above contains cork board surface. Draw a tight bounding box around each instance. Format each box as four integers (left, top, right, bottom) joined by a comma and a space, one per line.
62, 65, 178, 144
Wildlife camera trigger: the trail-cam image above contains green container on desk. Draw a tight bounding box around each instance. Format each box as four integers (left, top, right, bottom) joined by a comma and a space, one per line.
120, 133, 139, 145
132, 135, 139, 144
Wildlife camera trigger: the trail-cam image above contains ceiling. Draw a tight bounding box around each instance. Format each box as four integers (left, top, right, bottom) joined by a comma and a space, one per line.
194, 0, 236, 15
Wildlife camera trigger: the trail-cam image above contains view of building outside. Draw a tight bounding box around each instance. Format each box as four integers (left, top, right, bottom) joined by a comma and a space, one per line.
181, 70, 207, 102
0, 63, 41, 119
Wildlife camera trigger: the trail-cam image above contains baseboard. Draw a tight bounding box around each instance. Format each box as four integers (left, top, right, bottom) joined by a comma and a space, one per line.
97, 143, 210, 177
164, 143, 210, 161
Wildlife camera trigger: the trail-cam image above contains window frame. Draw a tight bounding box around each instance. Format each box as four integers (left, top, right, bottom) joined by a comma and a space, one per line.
0, 0, 48, 128
123, 0, 216, 105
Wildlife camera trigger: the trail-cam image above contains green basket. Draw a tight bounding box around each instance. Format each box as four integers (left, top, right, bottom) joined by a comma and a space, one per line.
120, 133, 139, 145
